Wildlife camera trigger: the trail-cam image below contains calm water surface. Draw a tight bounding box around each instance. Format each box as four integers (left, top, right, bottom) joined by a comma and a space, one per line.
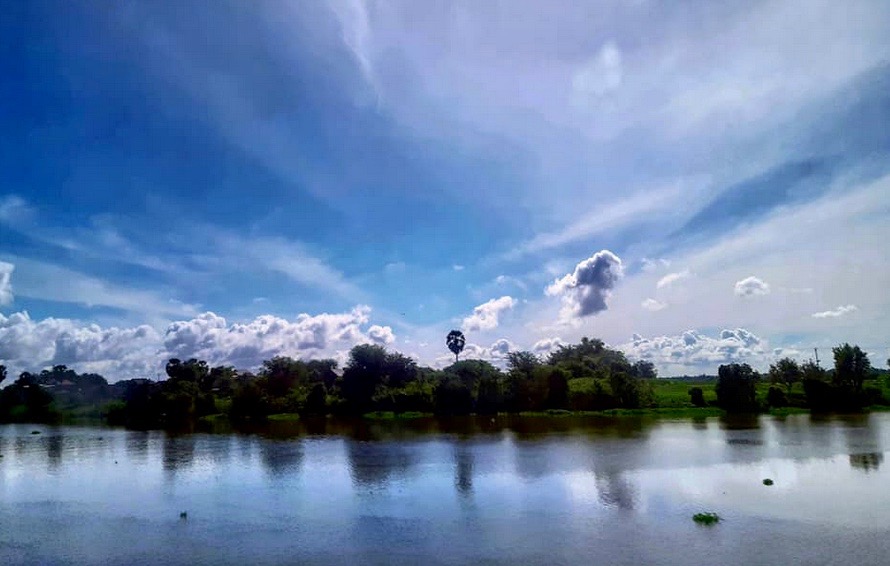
2, 414, 889, 565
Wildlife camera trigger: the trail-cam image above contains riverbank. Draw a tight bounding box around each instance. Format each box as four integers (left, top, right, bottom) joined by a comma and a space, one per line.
5, 377, 888, 429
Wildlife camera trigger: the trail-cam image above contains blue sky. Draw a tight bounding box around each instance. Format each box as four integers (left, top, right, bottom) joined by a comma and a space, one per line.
1, 0, 889, 379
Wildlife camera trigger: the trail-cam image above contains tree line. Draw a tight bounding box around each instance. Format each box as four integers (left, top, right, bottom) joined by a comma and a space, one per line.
0, 332, 886, 426
712, 343, 884, 413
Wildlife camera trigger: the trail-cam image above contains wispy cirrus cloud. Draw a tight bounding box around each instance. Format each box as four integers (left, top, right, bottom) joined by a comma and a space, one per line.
656, 270, 691, 289
3, 257, 199, 319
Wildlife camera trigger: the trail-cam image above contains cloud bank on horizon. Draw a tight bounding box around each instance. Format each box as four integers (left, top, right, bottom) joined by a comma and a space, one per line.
1, 1, 889, 380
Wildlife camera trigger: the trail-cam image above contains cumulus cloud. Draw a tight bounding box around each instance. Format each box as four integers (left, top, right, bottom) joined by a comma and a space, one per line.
487, 338, 515, 359
812, 305, 858, 319
0, 310, 163, 379
437, 338, 517, 368
0, 261, 13, 305
462, 296, 516, 332
734, 276, 771, 297
368, 324, 395, 345
452, 264, 465, 271
656, 269, 691, 289
163, 306, 394, 368
620, 328, 768, 372
641, 298, 667, 312
0, 305, 398, 381
532, 337, 563, 356
546, 250, 623, 320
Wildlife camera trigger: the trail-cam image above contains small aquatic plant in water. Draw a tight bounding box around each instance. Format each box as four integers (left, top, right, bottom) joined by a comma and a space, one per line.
693, 512, 720, 525
763, 478, 774, 486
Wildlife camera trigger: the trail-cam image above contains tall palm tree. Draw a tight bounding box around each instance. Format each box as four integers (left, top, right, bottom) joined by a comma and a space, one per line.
446, 330, 466, 363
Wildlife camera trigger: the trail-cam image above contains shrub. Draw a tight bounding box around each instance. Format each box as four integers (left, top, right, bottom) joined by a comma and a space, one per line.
715, 363, 758, 412
688, 387, 706, 407
766, 387, 787, 408
803, 378, 834, 412
692, 512, 720, 525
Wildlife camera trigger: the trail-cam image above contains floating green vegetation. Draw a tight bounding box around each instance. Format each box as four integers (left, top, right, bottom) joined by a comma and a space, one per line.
266, 413, 301, 422
692, 512, 721, 525
768, 407, 808, 417
596, 407, 724, 418
197, 413, 229, 424
363, 411, 430, 420
762, 478, 774, 486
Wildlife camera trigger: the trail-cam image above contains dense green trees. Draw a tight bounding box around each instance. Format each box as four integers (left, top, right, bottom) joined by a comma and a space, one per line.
0, 371, 56, 422
1, 337, 885, 426
688, 387, 706, 407
832, 343, 871, 393
769, 358, 802, 392
795, 345, 879, 412
340, 344, 420, 412
715, 363, 758, 412
108, 335, 657, 422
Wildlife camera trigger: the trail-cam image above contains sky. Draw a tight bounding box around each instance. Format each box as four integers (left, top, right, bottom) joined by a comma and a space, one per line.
1, 0, 889, 380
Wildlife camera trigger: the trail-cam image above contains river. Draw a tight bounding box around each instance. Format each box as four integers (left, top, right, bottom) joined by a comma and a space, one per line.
2, 413, 889, 565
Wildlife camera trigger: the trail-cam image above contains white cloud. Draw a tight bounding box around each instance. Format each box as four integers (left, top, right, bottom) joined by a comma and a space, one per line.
1, 196, 362, 306
526, 172, 890, 366
641, 298, 667, 312
505, 184, 686, 260
734, 276, 771, 297
0, 311, 163, 380
368, 324, 396, 345
6, 257, 199, 318
573, 41, 622, 102
812, 305, 858, 319
163, 306, 391, 368
436, 338, 517, 368
212, 234, 363, 301
462, 296, 516, 332
327, 0, 376, 92
495, 274, 528, 291
532, 337, 563, 356
656, 269, 691, 289
0, 305, 399, 381
487, 338, 515, 359
641, 258, 671, 272
452, 264, 465, 271
322, 0, 890, 236
1, 196, 174, 274
546, 250, 624, 321
620, 328, 768, 373
0, 262, 13, 306
0, 195, 32, 226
